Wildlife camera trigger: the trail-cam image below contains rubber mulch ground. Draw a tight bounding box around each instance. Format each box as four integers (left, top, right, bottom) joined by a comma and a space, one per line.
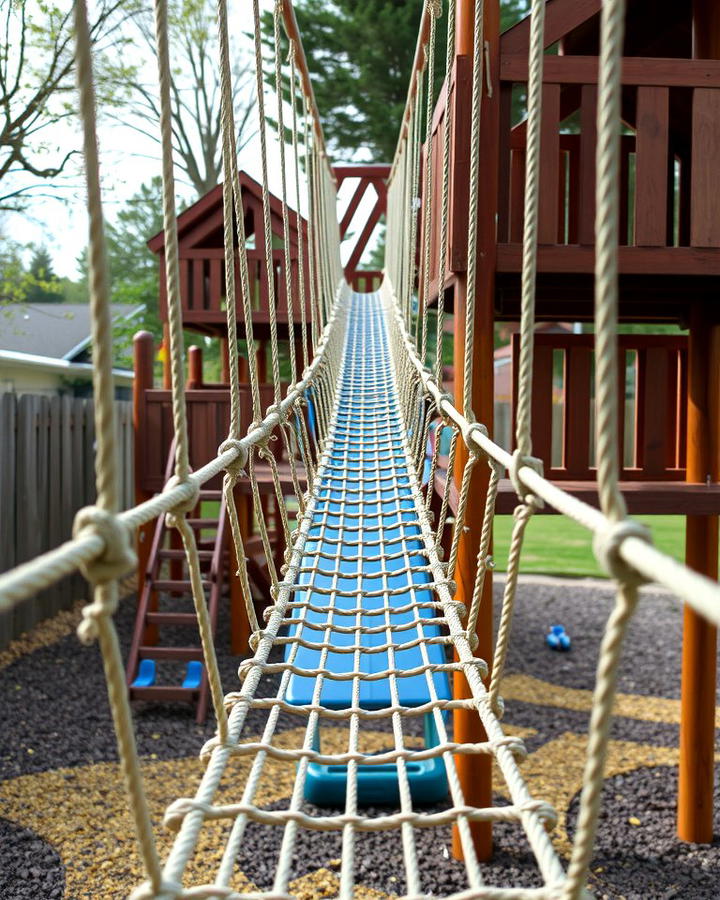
0, 575, 718, 898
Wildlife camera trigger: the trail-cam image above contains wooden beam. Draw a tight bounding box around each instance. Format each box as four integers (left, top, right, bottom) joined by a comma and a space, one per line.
500, 55, 720, 88
635, 87, 669, 247
679, 305, 719, 843
450, 0, 499, 864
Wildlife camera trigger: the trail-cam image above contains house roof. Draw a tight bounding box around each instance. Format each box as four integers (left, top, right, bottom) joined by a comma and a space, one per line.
0, 303, 143, 360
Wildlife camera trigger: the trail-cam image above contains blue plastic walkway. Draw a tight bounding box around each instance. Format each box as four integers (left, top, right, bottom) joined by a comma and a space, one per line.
286, 291, 450, 804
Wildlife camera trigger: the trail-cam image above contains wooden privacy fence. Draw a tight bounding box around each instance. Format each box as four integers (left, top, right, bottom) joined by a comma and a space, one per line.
0, 393, 133, 649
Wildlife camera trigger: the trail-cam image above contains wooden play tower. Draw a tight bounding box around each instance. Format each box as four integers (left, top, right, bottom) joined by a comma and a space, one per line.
417, 0, 720, 851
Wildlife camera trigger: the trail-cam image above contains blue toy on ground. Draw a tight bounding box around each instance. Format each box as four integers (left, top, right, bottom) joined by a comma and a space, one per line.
546, 624, 571, 651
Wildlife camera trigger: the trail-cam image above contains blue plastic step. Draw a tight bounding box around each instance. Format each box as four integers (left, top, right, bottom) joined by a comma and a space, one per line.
182, 660, 203, 690
131, 659, 157, 689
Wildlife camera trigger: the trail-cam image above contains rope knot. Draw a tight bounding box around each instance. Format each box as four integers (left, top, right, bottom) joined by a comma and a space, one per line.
163, 797, 215, 832
592, 519, 652, 586
427, 0, 442, 17
163, 476, 200, 529
461, 421, 488, 459
218, 437, 248, 480
491, 735, 528, 762
519, 799, 558, 832
72, 505, 136, 588
129, 879, 183, 900
509, 448, 544, 508
267, 402, 286, 425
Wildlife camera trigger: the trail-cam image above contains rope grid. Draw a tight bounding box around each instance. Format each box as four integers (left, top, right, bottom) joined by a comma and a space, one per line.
0, 0, 719, 897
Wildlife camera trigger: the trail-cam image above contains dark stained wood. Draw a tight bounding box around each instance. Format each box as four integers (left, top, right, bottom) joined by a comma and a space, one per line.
539, 84, 561, 244
635, 87, 669, 246
501, 0, 602, 55
691, 89, 720, 247
500, 55, 720, 87
449, 55, 472, 272
680, 303, 720, 842
564, 344, 592, 476
435, 471, 720, 516
496, 244, 720, 274
578, 85, 597, 244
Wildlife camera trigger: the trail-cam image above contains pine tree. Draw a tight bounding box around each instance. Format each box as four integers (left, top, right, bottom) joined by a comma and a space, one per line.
25, 245, 61, 303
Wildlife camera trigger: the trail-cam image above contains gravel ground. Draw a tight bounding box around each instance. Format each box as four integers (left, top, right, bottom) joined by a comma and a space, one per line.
0, 575, 718, 898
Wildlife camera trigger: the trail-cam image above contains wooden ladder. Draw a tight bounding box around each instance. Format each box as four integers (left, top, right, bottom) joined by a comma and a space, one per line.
126, 447, 230, 722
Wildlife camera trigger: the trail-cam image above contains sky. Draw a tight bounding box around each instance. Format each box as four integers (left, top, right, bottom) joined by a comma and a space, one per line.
6, 0, 376, 280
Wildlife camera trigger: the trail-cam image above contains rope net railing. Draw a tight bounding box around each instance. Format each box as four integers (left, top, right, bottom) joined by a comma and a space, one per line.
0, 0, 719, 898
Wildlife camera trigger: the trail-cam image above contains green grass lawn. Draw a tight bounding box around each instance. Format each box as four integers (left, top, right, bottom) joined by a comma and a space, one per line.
493, 514, 686, 578
207, 496, 687, 580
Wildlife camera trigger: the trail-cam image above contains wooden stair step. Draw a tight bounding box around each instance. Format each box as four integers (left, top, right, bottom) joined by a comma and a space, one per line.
153, 579, 211, 592
130, 686, 198, 702
158, 549, 214, 561
186, 518, 220, 528
138, 646, 204, 661
198, 489, 223, 500
145, 612, 199, 627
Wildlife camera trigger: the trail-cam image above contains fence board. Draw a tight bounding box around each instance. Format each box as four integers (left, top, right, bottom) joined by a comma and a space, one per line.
0, 394, 133, 649
0, 394, 17, 646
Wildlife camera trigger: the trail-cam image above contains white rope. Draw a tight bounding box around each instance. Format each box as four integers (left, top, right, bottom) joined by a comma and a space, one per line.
2, 4, 720, 900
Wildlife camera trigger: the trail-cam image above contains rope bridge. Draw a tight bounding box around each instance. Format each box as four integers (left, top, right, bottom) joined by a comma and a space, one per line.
1, 0, 719, 897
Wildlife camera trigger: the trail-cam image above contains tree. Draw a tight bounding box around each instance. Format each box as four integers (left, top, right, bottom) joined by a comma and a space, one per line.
25, 245, 62, 303
120, 0, 255, 199
0, 0, 139, 212
76, 178, 164, 366
266, 0, 529, 163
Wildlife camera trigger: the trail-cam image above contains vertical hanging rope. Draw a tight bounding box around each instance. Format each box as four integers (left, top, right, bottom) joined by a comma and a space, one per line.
274, 0, 298, 388
216, 0, 262, 424
513, 0, 545, 463
461, 0, 483, 418
72, 0, 162, 890
434, 0, 457, 385
154, 0, 229, 741
419, 0, 440, 367
592, 1, 628, 526
253, 0, 282, 405
289, 48, 309, 373
410, 69, 424, 338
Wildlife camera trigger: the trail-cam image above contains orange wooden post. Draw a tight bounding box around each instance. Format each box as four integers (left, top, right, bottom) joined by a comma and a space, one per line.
678, 305, 719, 843
187, 345, 204, 389
220, 338, 231, 384
133, 331, 158, 645
162, 323, 172, 389
677, 1, 720, 845
451, 0, 500, 863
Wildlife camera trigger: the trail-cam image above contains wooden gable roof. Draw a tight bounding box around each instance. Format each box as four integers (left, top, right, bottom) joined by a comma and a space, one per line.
147, 170, 308, 255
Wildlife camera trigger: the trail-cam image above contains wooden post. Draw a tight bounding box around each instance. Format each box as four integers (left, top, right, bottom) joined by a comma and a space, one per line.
187, 345, 204, 389
133, 332, 158, 644
679, 305, 719, 843
220, 338, 231, 384
451, 0, 500, 863
162, 323, 172, 389
677, 1, 720, 845
229, 485, 251, 655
